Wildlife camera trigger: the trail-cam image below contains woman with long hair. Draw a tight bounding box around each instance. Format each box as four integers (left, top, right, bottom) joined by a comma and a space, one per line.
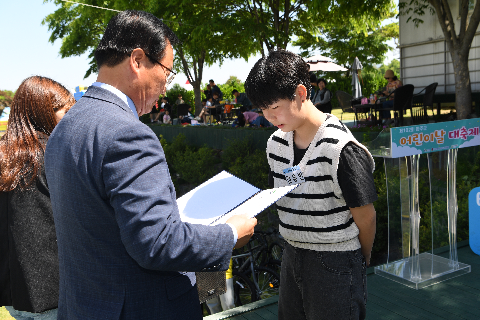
0, 76, 75, 320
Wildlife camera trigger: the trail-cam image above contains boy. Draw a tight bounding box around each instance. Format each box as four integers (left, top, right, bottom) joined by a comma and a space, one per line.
245, 50, 376, 320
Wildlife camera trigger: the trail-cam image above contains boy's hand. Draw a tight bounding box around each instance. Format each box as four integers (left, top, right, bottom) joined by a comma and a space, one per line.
364, 254, 371, 266
226, 214, 257, 248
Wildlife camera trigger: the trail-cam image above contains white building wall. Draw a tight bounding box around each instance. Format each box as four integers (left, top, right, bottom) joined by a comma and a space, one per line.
399, 0, 480, 94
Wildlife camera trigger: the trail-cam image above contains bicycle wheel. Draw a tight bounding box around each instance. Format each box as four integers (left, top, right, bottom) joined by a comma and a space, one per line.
246, 266, 280, 300
232, 270, 258, 306
269, 241, 284, 261
250, 233, 270, 266
233, 233, 268, 267
266, 259, 282, 278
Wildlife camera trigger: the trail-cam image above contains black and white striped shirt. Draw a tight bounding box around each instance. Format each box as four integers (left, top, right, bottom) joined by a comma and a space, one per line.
267, 115, 375, 252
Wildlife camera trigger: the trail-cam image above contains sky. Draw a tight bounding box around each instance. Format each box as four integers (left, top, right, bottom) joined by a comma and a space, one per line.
0, 0, 398, 93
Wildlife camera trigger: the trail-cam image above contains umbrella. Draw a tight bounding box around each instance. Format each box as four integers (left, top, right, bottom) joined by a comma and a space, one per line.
352, 57, 363, 98
306, 54, 334, 62
306, 55, 348, 72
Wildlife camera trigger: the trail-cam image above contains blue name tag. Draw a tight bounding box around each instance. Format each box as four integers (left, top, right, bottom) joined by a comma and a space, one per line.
282, 166, 305, 185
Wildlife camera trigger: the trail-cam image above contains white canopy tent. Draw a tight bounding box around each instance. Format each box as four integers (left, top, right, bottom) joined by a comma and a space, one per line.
306, 55, 348, 72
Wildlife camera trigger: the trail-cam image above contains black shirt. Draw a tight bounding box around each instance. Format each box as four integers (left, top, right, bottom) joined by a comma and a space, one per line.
211, 85, 223, 100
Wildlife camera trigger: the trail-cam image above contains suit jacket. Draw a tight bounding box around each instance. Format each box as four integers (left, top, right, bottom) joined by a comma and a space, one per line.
0, 137, 59, 313
44, 86, 233, 320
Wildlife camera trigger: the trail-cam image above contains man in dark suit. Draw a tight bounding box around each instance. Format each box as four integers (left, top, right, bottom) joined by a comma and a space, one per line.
45, 11, 256, 320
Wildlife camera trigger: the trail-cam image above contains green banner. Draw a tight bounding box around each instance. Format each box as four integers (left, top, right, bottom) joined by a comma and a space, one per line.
390, 119, 480, 157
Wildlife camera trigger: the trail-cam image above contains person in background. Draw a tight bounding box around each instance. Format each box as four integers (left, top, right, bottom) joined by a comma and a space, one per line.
197, 99, 210, 123
175, 94, 184, 105
44, 10, 256, 319
209, 79, 223, 100
232, 89, 252, 110
179, 106, 194, 124
312, 78, 332, 114
155, 97, 172, 122
232, 112, 246, 127
162, 96, 172, 114
150, 101, 159, 122
0, 76, 75, 320
245, 49, 376, 320
241, 107, 272, 127
212, 92, 220, 106
380, 69, 403, 124
204, 84, 213, 100
163, 109, 172, 124
210, 92, 221, 122
310, 73, 317, 100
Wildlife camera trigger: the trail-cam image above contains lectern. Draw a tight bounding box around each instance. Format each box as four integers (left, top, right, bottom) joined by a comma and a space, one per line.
365, 119, 479, 289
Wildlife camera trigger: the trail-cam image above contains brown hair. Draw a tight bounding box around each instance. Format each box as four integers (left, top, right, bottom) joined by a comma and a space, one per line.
0, 76, 75, 191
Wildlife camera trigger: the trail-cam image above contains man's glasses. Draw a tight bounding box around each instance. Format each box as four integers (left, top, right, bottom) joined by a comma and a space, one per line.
145, 53, 176, 87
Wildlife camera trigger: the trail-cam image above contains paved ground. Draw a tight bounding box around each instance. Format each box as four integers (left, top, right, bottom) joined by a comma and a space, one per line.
205, 244, 480, 320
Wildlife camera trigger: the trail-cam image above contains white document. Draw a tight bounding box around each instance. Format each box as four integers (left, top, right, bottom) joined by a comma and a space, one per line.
177, 171, 298, 225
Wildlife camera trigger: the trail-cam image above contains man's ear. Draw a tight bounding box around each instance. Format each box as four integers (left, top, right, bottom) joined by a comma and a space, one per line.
129, 48, 146, 74
296, 84, 308, 102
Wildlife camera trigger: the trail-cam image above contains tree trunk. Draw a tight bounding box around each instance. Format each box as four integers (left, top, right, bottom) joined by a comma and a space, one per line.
193, 82, 203, 116
177, 47, 205, 116
451, 49, 472, 119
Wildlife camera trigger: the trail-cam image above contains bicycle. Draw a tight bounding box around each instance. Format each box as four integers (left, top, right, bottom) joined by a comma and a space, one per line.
231, 234, 280, 306
254, 228, 285, 275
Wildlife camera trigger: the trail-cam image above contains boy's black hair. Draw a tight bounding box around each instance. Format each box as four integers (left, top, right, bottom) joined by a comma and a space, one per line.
95, 10, 180, 68
162, 96, 169, 102
202, 98, 207, 103
318, 78, 327, 86
245, 49, 311, 109
232, 89, 239, 94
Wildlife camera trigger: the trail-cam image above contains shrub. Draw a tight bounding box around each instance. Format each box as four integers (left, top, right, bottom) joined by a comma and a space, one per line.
222, 137, 270, 190
160, 134, 219, 191
157, 130, 477, 266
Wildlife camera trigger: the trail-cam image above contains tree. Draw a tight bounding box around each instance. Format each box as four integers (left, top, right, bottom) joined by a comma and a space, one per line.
43, 0, 396, 113
379, 59, 401, 79
294, 20, 399, 74
399, 0, 480, 119
218, 76, 245, 101
0, 90, 15, 111
146, 1, 256, 113
43, 0, 257, 113
224, 0, 396, 57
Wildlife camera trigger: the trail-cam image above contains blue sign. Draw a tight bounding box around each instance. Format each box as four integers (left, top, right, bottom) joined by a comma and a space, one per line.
390, 119, 480, 157
469, 187, 480, 256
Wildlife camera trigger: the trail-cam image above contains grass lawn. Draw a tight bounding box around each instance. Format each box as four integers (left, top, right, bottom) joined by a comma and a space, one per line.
0, 307, 13, 320
330, 106, 452, 125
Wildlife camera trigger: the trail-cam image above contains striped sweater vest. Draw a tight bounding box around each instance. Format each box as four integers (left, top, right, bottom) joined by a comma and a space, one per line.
266, 115, 375, 252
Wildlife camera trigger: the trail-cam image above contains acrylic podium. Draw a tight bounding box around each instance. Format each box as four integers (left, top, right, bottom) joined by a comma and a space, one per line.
364, 119, 480, 289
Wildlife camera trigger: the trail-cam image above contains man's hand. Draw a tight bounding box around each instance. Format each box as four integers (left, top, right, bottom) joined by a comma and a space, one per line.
226, 214, 257, 249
